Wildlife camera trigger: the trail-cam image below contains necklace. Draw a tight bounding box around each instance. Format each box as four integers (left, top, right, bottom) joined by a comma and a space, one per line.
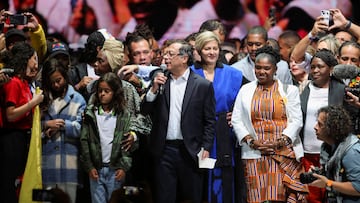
203, 69, 214, 82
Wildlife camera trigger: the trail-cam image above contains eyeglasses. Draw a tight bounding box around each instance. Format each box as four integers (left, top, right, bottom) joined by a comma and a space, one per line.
162, 51, 181, 58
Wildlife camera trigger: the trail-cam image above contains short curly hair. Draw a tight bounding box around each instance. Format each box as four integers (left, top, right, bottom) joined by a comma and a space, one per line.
318, 105, 352, 143
255, 45, 281, 65
311, 49, 338, 68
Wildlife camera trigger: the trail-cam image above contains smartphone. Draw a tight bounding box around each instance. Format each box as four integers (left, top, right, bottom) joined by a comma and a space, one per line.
321, 10, 330, 26
1, 68, 14, 76
269, 6, 276, 26
32, 189, 55, 201
9, 14, 28, 25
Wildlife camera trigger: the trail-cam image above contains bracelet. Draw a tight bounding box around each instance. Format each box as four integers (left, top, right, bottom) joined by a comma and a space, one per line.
246, 138, 255, 149
129, 131, 137, 141
129, 131, 136, 137
345, 20, 352, 30
275, 135, 291, 149
308, 32, 317, 41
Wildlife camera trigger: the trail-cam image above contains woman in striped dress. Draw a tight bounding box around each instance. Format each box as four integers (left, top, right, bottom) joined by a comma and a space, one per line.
232, 45, 308, 203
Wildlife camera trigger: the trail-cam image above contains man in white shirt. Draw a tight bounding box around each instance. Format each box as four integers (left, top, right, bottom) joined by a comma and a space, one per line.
141, 39, 216, 203
232, 26, 293, 84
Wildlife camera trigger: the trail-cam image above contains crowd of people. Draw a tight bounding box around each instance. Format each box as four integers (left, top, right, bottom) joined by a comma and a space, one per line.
0, 5, 359, 203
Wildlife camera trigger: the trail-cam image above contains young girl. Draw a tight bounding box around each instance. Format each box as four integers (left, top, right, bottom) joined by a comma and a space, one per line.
41, 59, 86, 203
80, 72, 134, 203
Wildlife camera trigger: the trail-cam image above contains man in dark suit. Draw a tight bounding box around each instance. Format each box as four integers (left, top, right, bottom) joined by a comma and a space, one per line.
141, 39, 216, 203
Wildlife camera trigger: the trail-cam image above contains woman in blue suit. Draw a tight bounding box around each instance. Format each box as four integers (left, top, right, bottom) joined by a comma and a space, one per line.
190, 31, 244, 203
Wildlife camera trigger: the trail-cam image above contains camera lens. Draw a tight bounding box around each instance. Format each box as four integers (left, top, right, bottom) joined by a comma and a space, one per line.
300, 172, 316, 184
300, 167, 322, 184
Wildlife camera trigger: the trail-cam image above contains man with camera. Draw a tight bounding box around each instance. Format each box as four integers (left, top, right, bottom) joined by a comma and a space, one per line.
308, 105, 360, 203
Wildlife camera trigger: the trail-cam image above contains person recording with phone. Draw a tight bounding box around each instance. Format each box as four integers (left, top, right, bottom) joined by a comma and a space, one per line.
0, 10, 47, 60
329, 8, 360, 44
310, 105, 360, 203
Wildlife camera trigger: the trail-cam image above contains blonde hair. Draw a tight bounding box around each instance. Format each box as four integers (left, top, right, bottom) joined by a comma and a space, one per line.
317, 34, 340, 56
195, 31, 220, 54
101, 38, 124, 71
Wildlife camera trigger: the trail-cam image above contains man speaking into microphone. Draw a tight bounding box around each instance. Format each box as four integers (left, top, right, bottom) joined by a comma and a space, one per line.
141, 39, 216, 203
148, 63, 168, 95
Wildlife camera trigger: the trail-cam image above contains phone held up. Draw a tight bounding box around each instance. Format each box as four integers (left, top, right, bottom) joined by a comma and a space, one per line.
8, 14, 28, 25
321, 10, 330, 26
269, 6, 276, 27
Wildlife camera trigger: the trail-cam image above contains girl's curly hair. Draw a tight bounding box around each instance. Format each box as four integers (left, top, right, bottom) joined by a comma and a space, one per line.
1, 42, 35, 76
318, 105, 352, 143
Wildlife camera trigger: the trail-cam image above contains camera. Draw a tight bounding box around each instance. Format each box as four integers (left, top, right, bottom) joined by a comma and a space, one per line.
345, 87, 360, 100
8, 14, 28, 25
32, 189, 55, 201
300, 167, 323, 184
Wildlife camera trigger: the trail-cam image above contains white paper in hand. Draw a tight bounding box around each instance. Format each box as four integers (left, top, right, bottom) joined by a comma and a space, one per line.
197, 147, 216, 169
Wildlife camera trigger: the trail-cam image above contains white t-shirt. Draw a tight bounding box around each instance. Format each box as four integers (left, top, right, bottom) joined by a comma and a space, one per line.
303, 82, 328, 153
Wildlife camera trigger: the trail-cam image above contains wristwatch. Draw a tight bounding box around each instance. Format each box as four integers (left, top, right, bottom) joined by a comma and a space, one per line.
326, 180, 333, 191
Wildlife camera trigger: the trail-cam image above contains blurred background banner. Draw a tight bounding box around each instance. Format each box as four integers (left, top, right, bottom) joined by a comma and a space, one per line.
1, 0, 357, 45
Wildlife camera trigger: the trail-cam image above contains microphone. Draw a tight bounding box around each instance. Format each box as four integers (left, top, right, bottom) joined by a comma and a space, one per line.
333, 64, 360, 79
159, 64, 167, 95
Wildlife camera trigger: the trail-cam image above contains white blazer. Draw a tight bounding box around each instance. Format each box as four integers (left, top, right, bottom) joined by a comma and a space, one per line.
231, 80, 304, 161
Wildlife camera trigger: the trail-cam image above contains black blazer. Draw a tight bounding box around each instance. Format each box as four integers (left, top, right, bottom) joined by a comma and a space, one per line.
141, 69, 216, 162
69, 63, 91, 101
300, 78, 345, 142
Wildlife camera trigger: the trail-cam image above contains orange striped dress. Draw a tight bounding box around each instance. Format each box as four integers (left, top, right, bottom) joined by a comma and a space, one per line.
245, 82, 308, 203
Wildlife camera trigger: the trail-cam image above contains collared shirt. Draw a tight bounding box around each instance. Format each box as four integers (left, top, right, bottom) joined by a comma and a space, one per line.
145, 69, 190, 140
167, 68, 190, 140
231, 54, 293, 85
95, 106, 117, 163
